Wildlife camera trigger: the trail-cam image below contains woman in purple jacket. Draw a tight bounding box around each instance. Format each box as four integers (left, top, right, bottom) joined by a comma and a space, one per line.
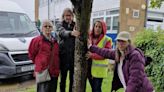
88, 31, 154, 92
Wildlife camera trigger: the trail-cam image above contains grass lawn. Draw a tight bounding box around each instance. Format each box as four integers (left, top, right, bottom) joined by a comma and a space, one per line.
22, 72, 124, 92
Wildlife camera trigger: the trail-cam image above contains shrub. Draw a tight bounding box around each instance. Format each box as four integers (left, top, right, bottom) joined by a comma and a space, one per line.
133, 28, 164, 91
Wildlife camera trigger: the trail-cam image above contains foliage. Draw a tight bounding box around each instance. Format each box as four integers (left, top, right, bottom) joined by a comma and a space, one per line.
150, 0, 164, 8
133, 28, 164, 91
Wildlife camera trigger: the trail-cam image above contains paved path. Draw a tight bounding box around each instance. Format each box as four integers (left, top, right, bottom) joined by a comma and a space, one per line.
0, 75, 35, 92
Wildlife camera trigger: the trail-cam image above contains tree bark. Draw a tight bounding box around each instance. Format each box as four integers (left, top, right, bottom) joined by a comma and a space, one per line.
70, 0, 93, 92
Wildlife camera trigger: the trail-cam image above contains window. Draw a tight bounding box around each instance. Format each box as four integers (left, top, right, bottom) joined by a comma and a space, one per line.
106, 10, 110, 15
147, 18, 163, 22
92, 18, 104, 25
106, 17, 111, 30
112, 16, 119, 30
99, 11, 104, 16
133, 10, 139, 18
110, 10, 119, 15
93, 12, 99, 17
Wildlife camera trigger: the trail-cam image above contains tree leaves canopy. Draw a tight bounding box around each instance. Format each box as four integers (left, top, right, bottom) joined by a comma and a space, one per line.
150, 0, 164, 8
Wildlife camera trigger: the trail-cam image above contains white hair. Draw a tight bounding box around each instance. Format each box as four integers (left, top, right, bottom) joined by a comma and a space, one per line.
40, 19, 54, 30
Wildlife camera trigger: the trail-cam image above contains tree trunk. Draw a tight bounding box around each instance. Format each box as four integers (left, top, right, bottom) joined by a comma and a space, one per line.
70, 0, 93, 92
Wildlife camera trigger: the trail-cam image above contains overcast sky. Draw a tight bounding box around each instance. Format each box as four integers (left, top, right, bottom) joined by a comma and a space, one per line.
9, 0, 35, 21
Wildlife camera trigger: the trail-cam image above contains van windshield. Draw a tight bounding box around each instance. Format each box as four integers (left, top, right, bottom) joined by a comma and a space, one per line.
0, 12, 38, 37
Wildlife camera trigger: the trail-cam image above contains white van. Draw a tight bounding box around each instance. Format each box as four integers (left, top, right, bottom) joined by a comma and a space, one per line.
0, 0, 39, 79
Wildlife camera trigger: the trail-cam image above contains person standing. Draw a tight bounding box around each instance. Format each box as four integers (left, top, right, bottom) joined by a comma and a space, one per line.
86, 21, 112, 92
88, 31, 154, 92
55, 8, 80, 92
28, 19, 59, 92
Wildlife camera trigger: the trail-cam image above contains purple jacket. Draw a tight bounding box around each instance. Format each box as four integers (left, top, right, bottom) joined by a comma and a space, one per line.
90, 45, 154, 92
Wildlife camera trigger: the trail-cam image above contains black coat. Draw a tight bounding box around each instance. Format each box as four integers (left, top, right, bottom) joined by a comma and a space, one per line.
55, 20, 75, 68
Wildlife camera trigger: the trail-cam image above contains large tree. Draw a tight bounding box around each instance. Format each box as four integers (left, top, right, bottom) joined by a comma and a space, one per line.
70, 0, 93, 92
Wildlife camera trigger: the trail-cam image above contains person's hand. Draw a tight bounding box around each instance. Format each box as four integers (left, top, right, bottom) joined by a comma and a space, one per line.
86, 51, 92, 60
71, 27, 80, 37
87, 38, 92, 49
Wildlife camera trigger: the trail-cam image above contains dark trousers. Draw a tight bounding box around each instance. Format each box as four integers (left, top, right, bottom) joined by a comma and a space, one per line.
87, 59, 94, 92
92, 78, 103, 92
37, 77, 58, 92
60, 66, 74, 92
88, 77, 94, 92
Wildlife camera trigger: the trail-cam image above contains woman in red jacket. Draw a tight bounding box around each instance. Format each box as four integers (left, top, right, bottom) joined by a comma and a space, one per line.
28, 19, 59, 92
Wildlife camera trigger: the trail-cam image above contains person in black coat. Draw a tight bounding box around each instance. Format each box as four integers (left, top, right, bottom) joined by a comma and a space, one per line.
55, 8, 80, 92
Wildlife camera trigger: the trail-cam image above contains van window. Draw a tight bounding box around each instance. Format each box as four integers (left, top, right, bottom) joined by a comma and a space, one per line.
0, 12, 38, 37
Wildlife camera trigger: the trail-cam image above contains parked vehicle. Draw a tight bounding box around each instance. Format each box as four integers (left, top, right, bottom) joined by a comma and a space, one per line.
0, 0, 39, 79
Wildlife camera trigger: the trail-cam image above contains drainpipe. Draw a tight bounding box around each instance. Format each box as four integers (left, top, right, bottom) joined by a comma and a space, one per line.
48, 0, 50, 19
144, 0, 148, 28
35, 0, 39, 22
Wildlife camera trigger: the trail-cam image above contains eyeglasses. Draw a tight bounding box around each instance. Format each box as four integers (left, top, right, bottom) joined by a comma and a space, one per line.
44, 25, 52, 28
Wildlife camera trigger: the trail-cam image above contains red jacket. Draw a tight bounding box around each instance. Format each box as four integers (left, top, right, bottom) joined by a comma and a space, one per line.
28, 35, 59, 77
90, 21, 112, 59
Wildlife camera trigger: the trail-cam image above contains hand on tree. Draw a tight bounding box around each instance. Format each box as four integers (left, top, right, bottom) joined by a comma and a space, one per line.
87, 38, 92, 49
71, 28, 80, 37
86, 51, 92, 60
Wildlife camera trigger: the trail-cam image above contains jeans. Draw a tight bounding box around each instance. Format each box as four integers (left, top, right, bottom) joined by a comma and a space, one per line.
92, 78, 103, 92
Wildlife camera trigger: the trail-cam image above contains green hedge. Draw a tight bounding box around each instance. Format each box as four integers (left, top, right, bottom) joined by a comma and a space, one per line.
133, 28, 164, 91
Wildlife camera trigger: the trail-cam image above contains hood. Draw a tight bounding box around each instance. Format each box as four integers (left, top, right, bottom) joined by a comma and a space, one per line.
0, 37, 34, 51
90, 21, 107, 44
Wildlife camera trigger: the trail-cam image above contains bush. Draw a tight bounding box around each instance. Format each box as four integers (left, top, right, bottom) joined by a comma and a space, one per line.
133, 28, 164, 91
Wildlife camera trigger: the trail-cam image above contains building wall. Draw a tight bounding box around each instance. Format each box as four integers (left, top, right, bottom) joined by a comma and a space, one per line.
38, 0, 164, 30
119, 0, 147, 38
92, 0, 120, 12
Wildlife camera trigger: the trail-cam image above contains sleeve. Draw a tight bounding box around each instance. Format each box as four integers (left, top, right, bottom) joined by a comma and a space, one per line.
55, 20, 72, 39
91, 53, 104, 60
91, 39, 113, 60
89, 45, 115, 60
28, 38, 39, 63
126, 52, 145, 92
